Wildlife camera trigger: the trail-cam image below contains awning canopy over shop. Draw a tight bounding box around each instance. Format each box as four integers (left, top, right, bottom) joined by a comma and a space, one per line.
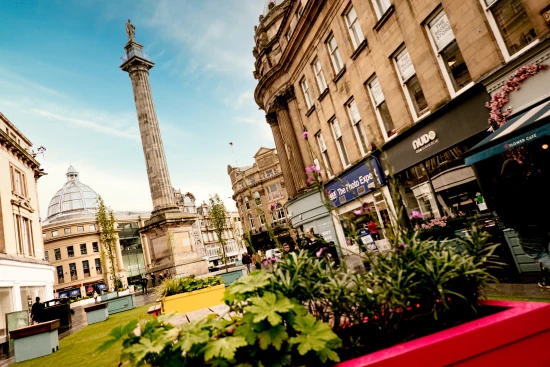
465, 99, 550, 166
382, 84, 490, 174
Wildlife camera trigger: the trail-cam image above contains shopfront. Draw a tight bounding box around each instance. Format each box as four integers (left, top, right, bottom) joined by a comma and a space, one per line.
384, 84, 492, 221
286, 189, 339, 246
464, 43, 550, 280
119, 222, 146, 284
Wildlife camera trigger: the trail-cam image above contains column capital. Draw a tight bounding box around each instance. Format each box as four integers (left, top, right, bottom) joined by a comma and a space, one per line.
270, 85, 296, 112
266, 114, 278, 126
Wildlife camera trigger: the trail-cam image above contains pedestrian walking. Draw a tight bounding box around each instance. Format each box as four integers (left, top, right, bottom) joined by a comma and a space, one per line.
159, 273, 164, 284
141, 276, 148, 295
253, 252, 262, 270
31, 297, 45, 325
368, 218, 380, 241
151, 273, 156, 287
282, 242, 295, 255
242, 252, 251, 273
93, 291, 99, 303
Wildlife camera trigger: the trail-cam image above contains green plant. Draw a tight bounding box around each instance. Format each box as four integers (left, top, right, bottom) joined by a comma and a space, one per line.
208, 194, 230, 270
156, 276, 223, 298
103, 272, 341, 366
96, 196, 122, 291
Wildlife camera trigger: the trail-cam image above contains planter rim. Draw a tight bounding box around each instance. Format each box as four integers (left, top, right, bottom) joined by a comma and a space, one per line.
336, 300, 550, 367
163, 284, 225, 301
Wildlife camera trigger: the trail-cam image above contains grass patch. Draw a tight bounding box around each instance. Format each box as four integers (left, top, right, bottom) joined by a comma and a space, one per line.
14, 305, 152, 367
485, 295, 550, 303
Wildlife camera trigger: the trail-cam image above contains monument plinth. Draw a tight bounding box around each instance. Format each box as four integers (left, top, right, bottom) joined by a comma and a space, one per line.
120, 20, 208, 276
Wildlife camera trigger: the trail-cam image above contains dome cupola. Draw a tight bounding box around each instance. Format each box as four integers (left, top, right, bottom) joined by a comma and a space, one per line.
45, 166, 100, 223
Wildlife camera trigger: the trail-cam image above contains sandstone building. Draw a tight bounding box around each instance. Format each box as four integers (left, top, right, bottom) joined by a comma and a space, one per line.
252, 0, 549, 258
42, 166, 151, 297
228, 147, 290, 249
0, 112, 54, 344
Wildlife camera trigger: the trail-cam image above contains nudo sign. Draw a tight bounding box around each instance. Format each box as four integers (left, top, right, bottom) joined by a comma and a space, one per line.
412, 130, 438, 153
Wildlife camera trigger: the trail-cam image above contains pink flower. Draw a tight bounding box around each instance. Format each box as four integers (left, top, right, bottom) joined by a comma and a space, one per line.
302, 131, 309, 139
354, 208, 363, 215
305, 166, 313, 174
316, 248, 324, 257
311, 165, 321, 173
400, 244, 408, 249
410, 210, 424, 220
307, 177, 314, 184
416, 303, 420, 308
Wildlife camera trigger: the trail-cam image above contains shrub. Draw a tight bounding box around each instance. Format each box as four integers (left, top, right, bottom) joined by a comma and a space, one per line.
103, 224, 499, 365
156, 276, 223, 298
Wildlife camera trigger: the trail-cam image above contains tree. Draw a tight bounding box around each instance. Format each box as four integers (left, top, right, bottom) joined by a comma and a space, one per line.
208, 194, 230, 273
96, 196, 122, 290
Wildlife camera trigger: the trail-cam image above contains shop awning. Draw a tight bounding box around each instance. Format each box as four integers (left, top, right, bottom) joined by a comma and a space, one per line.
465, 100, 550, 166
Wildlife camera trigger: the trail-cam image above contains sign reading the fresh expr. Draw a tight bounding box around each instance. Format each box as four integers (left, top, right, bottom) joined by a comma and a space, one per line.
325, 157, 386, 208
412, 130, 438, 153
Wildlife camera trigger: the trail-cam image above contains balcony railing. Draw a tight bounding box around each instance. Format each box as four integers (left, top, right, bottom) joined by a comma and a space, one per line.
121, 48, 151, 64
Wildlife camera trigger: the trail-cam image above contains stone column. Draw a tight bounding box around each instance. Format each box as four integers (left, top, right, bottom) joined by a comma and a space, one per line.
140, 224, 152, 269
127, 64, 179, 214
115, 238, 124, 272
267, 114, 297, 198
287, 98, 313, 169
274, 87, 307, 191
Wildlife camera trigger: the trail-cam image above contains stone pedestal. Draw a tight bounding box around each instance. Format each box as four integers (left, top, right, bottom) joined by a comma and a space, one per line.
140, 211, 209, 277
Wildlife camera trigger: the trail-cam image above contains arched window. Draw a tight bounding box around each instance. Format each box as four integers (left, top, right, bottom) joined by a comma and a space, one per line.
248, 214, 255, 230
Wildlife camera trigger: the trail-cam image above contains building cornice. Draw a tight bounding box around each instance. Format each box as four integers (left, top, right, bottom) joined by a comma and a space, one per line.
0, 127, 41, 173
254, 0, 330, 109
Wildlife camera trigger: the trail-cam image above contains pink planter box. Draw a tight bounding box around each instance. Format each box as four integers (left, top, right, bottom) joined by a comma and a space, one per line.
337, 301, 550, 367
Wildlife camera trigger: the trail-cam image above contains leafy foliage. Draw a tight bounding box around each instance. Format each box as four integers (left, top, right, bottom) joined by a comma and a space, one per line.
156, 275, 223, 298
112, 217, 499, 366
110, 288, 341, 366
96, 196, 122, 291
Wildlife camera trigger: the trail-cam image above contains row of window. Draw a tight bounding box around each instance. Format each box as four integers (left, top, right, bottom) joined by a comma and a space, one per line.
56, 258, 101, 283
46, 242, 99, 262
45, 224, 96, 238
247, 204, 286, 231
202, 229, 235, 243
242, 183, 283, 213
237, 168, 279, 190
205, 242, 240, 258
299, 2, 538, 175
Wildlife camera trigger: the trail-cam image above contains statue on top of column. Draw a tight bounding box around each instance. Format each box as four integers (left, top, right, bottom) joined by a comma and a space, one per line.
126, 19, 135, 41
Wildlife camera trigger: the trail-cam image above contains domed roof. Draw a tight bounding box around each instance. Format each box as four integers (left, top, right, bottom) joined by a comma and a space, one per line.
262, 0, 285, 16
45, 166, 100, 222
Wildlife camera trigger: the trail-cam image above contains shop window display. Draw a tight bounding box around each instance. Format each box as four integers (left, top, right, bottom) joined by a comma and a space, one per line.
397, 144, 486, 221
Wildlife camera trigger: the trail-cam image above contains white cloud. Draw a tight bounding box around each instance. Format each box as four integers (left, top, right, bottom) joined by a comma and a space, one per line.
139, 0, 257, 78
30, 109, 139, 141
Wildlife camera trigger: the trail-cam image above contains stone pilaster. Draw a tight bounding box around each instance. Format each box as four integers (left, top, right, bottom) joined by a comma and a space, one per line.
267, 114, 297, 198
127, 64, 179, 214
273, 87, 307, 192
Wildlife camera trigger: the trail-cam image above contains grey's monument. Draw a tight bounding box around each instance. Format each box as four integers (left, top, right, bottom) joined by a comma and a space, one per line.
120, 20, 208, 276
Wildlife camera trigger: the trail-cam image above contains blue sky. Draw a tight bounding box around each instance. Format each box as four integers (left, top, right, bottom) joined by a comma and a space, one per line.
0, 0, 273, 216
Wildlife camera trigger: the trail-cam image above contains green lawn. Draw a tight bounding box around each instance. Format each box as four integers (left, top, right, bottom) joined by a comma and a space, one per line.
14, 305, 152, 367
